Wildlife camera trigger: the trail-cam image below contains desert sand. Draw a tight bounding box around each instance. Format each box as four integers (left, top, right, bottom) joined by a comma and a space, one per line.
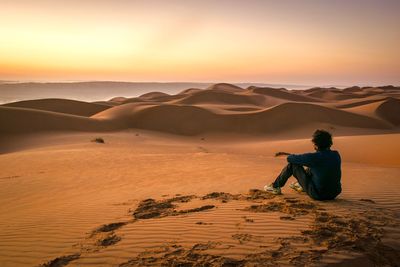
0, 84, 399, 266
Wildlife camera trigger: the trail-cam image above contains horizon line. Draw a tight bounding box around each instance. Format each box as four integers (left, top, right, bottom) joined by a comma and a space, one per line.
2, 79, 396, 89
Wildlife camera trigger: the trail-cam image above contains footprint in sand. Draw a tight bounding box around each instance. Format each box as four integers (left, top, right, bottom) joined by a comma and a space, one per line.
197, 146, 209, 153
39, 254, 80, 267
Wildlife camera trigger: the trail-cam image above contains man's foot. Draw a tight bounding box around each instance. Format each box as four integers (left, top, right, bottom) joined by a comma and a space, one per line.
289, 182, 304, 193
264, 184, 282, 195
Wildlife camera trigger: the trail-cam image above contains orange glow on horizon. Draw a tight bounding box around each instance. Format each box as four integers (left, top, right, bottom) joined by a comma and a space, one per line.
0, 1, 399, 85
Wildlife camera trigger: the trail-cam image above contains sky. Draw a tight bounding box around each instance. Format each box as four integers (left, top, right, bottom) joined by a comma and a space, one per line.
0, 0, 399, 85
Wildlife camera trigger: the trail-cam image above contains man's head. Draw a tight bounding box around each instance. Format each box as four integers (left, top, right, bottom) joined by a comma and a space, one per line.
312, 129, 333, 151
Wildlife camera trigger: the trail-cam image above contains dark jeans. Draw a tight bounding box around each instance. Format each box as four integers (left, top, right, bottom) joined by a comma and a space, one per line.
272, 163, 320, 200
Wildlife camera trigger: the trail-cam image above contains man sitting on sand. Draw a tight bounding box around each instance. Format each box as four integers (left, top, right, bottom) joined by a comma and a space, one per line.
264, 130, 341, 200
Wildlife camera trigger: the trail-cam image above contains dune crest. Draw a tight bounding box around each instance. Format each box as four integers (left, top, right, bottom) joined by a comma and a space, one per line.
207, 83, 244, 92
173, 90, 263, 106
138, 91, 170, 99
247, 86, 321, 102
2, 98, 110, 117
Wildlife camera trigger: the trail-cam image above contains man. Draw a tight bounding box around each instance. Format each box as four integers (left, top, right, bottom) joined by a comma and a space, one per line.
264, 130, 341, 200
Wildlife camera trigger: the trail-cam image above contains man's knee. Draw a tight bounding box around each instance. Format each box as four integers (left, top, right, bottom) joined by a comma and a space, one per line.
290, 163, 309, 182
289, 163, 304, 172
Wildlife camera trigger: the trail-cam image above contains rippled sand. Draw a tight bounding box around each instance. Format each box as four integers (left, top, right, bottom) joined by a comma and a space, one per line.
0, 132, 399, 266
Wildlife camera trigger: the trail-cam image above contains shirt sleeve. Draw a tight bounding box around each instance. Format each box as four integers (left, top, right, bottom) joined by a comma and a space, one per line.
287, 152, 318, 167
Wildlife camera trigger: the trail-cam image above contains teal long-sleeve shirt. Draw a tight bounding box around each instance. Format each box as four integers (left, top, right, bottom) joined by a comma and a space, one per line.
287, 149, 342, 197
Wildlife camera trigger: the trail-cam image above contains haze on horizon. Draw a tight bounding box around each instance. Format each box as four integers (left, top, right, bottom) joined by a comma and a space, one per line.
0, 0, 399, 86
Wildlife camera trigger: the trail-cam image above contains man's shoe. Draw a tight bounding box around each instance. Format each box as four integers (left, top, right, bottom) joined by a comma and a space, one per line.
289, 182, 304, 193
264, 184, 282, 195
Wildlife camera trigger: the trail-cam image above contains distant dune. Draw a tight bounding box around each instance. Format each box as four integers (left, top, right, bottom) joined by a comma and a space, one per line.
117, 102, 388, 135
0, 81, 307, 104
207, 83, 244, 92
174, 90, 263, 106
335, 97, 387, 109
247, 86, 322, 102
139, 91, 170, 99
178, 88, 203, 95
3, 98, 110, 116
305, 90, 365, 101
0, 84, 399, 136
376, 98, 400, 126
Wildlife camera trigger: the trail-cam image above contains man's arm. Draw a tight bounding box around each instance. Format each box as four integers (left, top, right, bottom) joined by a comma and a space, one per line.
275, 151, 292, 157
287, 152, 317, 167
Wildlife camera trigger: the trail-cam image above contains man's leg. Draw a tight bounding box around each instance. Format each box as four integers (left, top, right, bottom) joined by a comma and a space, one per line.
271, 163, 319, 199
272, 163, 291, 188
291, 165, 320, 199
272, 162, 308, 188
291, 164, 311, 190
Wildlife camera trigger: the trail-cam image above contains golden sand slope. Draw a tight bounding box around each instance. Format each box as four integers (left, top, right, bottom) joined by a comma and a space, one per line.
340, 97, 400, 126
375, 98, 400, 126
0, 106, 115, 134
94, 102, 389, 135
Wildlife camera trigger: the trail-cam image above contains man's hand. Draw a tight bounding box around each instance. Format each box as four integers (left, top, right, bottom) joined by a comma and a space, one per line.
275, 151, 291, 157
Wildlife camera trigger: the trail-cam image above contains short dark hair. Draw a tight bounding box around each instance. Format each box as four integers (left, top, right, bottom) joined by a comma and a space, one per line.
312, 130, 332, 150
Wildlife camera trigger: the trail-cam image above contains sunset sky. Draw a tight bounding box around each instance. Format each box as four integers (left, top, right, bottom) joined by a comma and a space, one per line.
0, 0, 399, 85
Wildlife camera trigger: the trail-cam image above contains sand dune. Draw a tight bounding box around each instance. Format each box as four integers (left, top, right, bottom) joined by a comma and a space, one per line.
178, 88, 203, 94
341, 98, 400, 126
305, 90, 365, 101
302, 87, 340, 94
0, 106, 114, 134
376, 97, 400, 126
247, 86, 322, 102
2, 98, 110, 116
108, 96, 129, 104
342, 86, 363, 93
138, 91, 170, 99
377, 85, 400, 91
95, 102, 389, 135
1, 84, 398, 137
340, 85, 399, 95
116, 93, 187, 105
335, 97, 387, 109
0, 81, 217, 104
257, 102, 390, 130
92, 102, 158, 125
173, 89, 264, 106
306, 86, 400, 100
91, 100, 119, 107
207, 83, 244, 92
